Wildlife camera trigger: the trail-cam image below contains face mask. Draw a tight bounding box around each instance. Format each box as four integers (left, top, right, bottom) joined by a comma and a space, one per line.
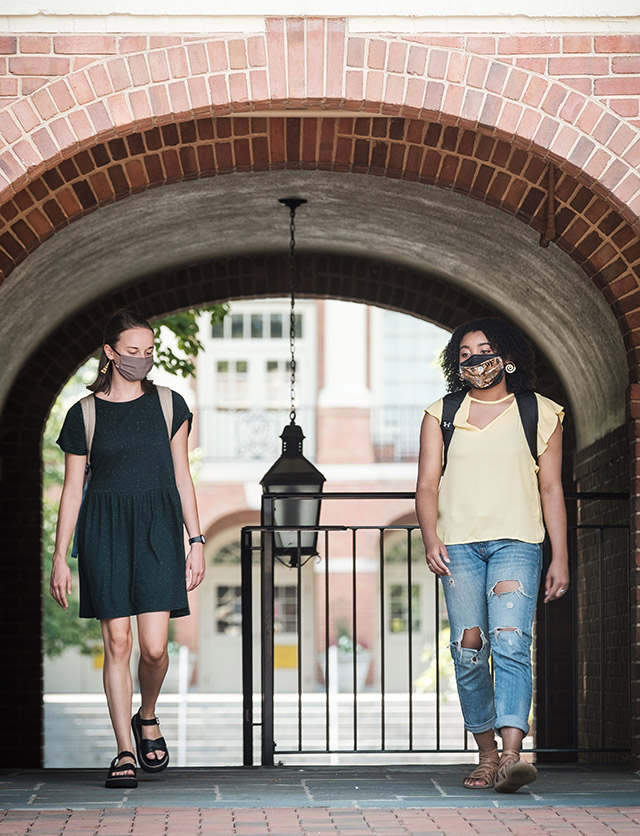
111, 349, 154, 382
459, 354, 504, 389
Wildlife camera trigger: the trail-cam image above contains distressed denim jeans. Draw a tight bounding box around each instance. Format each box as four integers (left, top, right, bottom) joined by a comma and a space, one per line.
441, 539, 543, 736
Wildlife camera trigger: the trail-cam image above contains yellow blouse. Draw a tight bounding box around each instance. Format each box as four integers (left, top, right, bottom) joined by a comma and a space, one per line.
425, 392, 564, 546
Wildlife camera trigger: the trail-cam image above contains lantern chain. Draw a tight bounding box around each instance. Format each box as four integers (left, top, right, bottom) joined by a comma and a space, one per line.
279, 197, 306, 424
288, 204, 297, 424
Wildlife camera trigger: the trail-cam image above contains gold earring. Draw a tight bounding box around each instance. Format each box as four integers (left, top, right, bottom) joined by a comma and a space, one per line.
100, 359, 111, 375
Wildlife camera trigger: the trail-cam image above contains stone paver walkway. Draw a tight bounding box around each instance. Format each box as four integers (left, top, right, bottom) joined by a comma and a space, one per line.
1, 765, 639, 835
1, 807, 640, 836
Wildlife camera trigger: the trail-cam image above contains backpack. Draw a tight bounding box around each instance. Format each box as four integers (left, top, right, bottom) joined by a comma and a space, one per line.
70, 386, 174, 557
440, 389, 538, 471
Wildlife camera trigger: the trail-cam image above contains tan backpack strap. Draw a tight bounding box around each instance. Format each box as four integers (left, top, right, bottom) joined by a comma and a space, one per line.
79, 395, 95, 467
157, 386, 174, 438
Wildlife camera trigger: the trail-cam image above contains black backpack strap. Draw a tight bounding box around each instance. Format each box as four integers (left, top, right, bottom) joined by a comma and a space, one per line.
440, 390, 467, 471
515, 390, 538, 461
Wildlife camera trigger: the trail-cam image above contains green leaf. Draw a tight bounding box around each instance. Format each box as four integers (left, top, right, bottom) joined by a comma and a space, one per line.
152, 305, 228, 378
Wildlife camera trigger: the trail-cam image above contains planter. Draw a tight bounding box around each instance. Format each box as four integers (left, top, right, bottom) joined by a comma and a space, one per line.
319, 647, 372, 692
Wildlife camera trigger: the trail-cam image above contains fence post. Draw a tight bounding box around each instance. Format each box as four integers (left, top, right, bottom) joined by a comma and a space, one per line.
261, 496, 275, 766
241, 527, 254, 766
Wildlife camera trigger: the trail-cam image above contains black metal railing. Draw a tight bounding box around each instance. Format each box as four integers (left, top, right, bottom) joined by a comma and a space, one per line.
199, 406, 316, 462
241, 491, 630, 765
198, 405, 426, 463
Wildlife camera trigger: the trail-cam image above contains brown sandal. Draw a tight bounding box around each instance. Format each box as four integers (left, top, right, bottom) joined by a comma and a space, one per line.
463, 747, 499, 789
494, 749, 537, 793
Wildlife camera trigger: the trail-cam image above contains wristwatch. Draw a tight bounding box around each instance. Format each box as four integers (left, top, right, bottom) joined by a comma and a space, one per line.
188, 535, 206, 545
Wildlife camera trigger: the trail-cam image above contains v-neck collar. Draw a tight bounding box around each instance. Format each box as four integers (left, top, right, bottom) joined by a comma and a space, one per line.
459, 392, 516, 431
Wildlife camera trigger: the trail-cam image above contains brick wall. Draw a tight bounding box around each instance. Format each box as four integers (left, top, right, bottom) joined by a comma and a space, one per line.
573, 425, 630, 761
2, 31, 640, 125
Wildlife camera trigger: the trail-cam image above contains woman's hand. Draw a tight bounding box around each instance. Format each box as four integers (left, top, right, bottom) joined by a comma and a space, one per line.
185, 545, 205, 591
425, 537, 451, 576
544, 557, 569, 603
50, 559, 73, 609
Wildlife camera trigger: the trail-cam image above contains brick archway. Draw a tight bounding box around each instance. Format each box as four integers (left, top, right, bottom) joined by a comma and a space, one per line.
1, 17, 639, 770
0, 23, 639, 230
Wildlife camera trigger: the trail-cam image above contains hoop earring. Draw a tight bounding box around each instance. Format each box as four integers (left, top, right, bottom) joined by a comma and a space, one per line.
100, 359, 111, 375
505, 362, 516, 374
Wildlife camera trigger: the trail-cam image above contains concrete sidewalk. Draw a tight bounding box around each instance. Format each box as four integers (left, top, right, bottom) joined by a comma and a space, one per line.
1, 764, 639, 835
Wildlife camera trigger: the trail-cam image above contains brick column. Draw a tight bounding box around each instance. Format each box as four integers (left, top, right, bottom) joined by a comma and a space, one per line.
629, 384, 640, 769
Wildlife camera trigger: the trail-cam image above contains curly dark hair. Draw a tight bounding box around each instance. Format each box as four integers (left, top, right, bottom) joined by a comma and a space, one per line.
440, 317, 536, 394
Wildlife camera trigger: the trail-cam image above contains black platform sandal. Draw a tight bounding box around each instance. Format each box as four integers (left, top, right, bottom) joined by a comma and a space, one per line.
131, 710, 170, 773
105, 750, 138, 789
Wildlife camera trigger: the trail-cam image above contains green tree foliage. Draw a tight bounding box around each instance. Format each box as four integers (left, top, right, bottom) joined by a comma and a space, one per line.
153, 306, 229, 377
42, 306, 226, 658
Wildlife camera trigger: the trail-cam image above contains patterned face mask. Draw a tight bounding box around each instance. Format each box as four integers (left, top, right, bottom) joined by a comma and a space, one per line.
459, 354, 504, 389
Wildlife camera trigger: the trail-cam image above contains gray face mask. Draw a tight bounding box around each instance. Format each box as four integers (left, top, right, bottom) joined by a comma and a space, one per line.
112, 349, 154, 382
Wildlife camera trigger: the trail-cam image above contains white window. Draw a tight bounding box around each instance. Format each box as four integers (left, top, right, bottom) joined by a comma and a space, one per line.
215, 359, 249, 407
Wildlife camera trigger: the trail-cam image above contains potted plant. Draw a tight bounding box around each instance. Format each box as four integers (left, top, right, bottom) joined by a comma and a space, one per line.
319, 624, 372, 692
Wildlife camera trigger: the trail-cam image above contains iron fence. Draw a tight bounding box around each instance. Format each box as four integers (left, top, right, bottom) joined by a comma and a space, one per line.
241, 491, 630, 765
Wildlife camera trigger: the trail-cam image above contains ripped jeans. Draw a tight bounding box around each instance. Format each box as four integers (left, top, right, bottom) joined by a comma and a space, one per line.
441, 539, 542, 736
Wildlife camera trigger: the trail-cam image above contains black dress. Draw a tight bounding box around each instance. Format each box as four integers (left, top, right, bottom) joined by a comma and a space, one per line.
57, 389, 192, 620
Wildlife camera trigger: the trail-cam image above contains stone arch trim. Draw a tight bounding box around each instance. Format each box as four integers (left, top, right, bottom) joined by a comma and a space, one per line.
1, 115, 639, 380
1, 20, 640, 228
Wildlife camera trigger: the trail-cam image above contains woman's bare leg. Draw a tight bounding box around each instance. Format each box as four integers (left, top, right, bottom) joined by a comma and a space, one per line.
101, 617, 135, 776
136, 611, 171, 761
500, 727, 525, 753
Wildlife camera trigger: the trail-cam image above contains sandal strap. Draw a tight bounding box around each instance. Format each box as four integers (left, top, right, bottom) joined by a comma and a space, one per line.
108, 752, 137, 777
137, 714, 160, 726
112, 750, 136, 764
496, 749, 521, 782
139, 736, 168, 757
464, 748, 499, 786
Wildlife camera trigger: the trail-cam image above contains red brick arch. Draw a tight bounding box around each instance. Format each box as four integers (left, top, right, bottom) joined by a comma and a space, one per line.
1, 115, 639, 381
1, 18, 640, 770
0, 21, 639, 229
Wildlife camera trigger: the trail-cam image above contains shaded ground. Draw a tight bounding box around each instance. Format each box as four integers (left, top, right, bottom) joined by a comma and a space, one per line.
1, 764, 639, 835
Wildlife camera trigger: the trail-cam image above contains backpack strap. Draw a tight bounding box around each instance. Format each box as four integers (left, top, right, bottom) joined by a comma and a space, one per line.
440, 390, 467, 471
157, 386, 174, 438
79, 394, 95, 473
72, 395, 95, 559
439, 389, 539, 471
514, 390, 539, 462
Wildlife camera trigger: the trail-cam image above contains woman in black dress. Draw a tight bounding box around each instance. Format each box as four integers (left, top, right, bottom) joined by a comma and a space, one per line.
50, 309, 206, 788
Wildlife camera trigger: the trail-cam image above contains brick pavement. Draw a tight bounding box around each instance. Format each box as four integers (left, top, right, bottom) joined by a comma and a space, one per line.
2, 766, 640, 835
1, 806, 640, 836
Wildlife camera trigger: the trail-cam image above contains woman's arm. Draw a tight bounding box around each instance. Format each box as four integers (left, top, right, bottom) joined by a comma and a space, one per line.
537, 421, 569, 603
415, 412, 450, 576
171, 420, 205, 592
49, 453, 86, 609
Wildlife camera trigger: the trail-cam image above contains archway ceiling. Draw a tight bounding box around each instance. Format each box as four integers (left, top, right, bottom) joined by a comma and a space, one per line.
0, 169, 625, 448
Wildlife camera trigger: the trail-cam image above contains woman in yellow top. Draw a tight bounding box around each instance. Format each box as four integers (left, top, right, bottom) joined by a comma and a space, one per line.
416, 317, 568, 793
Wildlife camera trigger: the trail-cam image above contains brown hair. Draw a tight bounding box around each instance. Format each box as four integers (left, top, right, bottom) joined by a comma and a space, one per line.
87, 309, 156, 395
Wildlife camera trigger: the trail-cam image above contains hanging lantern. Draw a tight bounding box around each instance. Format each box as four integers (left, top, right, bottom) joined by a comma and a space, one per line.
260, 198, 325, 567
